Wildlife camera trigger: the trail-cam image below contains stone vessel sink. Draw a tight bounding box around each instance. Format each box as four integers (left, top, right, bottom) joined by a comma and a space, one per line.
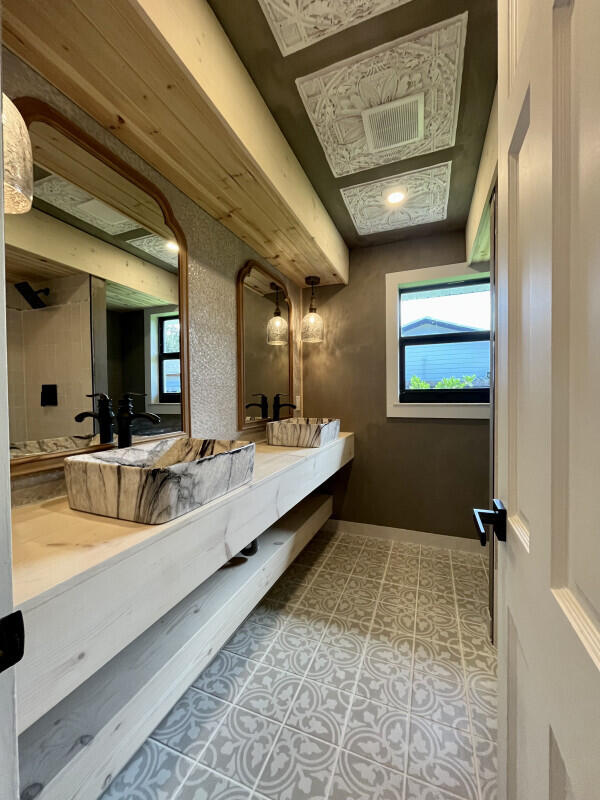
64, 436, 255, 524
266, 418, 340, 448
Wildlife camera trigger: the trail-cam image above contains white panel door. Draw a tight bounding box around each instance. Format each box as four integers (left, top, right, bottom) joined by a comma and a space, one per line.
0, 88, 20, 799
496, 0, 600, 798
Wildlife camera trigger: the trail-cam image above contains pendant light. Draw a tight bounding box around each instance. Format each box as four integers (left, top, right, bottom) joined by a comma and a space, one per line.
2, 94, 33, 215
267, 282, 288, 346
301, 276, 324, 343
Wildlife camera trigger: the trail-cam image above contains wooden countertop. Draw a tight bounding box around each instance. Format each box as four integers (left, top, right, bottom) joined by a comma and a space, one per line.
11, 434, 354, 608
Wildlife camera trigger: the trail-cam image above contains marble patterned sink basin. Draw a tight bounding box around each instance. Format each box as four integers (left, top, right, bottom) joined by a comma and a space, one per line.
64, 436, 255, 524
266, 418, 340, 448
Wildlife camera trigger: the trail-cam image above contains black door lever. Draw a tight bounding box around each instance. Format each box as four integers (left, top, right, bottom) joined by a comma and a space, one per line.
473, 499, 507, 546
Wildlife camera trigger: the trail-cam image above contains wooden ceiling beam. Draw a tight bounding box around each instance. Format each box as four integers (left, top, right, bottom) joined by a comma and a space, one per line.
3, 0, 349, 286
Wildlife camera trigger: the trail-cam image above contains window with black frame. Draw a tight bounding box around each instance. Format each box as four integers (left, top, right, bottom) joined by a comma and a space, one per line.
158, 315, 181, 403
398, 279, 491, 403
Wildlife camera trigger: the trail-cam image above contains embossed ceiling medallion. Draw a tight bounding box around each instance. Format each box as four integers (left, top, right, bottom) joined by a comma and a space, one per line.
340, 162, 452, 235
296, 13, 467, 177
258, 0, 415, 56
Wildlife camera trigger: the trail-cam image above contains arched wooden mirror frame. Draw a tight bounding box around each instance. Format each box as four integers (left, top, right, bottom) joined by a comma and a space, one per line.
9, 98, 190, 476
237, 260, 293, 432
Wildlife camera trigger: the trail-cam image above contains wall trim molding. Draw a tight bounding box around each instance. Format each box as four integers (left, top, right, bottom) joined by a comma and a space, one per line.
323, 518, 486, 554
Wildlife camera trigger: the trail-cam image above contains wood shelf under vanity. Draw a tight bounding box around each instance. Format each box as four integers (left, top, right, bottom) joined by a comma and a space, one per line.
11, 434, 353, 738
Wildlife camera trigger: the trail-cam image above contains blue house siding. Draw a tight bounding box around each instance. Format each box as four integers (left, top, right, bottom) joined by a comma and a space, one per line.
404, 340, 490, 386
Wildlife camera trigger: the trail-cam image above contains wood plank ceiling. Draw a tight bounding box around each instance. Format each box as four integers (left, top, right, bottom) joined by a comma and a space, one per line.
2, 0, 349, 286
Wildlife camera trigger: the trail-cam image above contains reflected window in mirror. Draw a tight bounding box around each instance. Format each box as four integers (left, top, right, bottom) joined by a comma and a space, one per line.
6, 100, 189, 467
237, 261, 294, 430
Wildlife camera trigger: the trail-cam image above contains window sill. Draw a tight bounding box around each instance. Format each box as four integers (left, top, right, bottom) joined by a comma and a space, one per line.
387, 402, 490, 420
147, 402, 181, 415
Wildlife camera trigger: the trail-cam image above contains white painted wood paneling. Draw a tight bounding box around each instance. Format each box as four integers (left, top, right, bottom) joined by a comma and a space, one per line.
18, 494, 332, 800
0, 85, 20, 800
12, 435, 353, 731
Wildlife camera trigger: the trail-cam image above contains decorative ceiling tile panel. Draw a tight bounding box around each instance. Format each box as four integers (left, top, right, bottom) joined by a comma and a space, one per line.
33, 174, 140, 235
340, 162, 452, 235
258, 0, 415, 56
296, 13, 467, 177
128, 233, 179, 270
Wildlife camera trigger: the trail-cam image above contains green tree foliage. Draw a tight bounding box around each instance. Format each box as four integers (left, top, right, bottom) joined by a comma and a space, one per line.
409, 374, 476, 389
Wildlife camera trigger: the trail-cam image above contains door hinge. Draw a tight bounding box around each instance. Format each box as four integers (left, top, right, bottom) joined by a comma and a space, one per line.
0, 610, 25, 674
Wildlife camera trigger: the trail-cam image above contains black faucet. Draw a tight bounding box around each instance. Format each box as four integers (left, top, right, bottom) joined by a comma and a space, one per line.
116, 393, 161, 448
75, 393, 115, 443
245, 393, 269, 419
272, 393, 296, 422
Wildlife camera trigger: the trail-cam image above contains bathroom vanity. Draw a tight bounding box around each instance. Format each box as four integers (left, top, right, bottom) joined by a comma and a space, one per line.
11, 433, 354, 800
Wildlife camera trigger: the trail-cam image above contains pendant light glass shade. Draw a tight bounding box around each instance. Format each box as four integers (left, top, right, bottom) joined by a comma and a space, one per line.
2, 95, 33, 215
267, 284, 288, 346
301, 276, 324, 343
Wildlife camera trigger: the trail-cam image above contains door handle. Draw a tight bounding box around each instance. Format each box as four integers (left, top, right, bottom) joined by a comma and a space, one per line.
0, 610, 24, 674
473, 499, 507, 546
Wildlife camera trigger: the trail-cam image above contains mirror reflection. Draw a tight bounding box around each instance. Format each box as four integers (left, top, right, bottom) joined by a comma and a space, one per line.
240, 264, 293, 426
6, 120, 183, 459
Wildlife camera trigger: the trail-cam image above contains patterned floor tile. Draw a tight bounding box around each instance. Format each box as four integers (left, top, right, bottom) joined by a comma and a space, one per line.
311, 570, 350, 592
417, 591, 458, 615
450, 550, 485, 566
379, 585, 418, 609
417, 573, 455, 594
327, 750, 405, 800
365, 627, 413, 668
322, 554, 356, 575
469, 687, 498, 742
391, 542, 421, 556
178, 763, 253, 799
453, 578, 488, 603
256, 727, 337, 800
414, 607, 460, 646
236, 664, 301, 723
462, 647, 497, 680
411, 673, 470, 732
343, 695, 409, 773
223, 621, 278, 662
355, 657, 411, 712
265, 578, 306, 607
351, 560, 388, 580
199, 707, 279, 788
306, 642, 364, 692
283, 607, 331, 641
282, 563, 315, 586
374, 603, 416, 636
452, 563, 487, 585
323, 616, 371, 653
384, 567, 420, 589
100, 739, 194, 799
336, 592, 378, 624
193, 651, 257, 703
296, 585, 340, 615
248, 600, 295, 631
413, 638, 465, 685
474, 737, 498, 800
407, 716, 478, 800
287, 679, 351, 744
262, 631, 318, 676
151, 688, 230, 759
404, 777, 465, 799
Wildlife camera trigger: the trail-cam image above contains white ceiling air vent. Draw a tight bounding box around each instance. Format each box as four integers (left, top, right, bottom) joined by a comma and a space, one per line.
362, 93, 425, 154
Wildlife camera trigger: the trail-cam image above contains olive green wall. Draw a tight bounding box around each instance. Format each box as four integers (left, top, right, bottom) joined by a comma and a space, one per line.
302, 233, 490, 540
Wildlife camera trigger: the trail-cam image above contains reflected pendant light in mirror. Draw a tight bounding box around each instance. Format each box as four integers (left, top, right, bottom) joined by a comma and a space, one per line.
301, 276, 324, 343
267, 282, 288, 345
2, 95, 33, 214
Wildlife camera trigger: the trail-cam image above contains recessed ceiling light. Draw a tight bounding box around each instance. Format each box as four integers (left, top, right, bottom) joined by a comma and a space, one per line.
387, 191, 405, 204
166, 240, 179, 252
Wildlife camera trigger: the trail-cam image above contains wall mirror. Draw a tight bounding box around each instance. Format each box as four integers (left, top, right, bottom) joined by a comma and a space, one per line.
7, 99, 189, 472
237, 260, 293, 430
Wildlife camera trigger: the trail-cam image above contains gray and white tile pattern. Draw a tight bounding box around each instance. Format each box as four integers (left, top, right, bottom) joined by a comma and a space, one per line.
100, 532, 497, 800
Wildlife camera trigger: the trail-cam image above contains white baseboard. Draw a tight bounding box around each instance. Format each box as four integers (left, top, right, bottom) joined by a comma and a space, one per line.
323, 519, 486, 554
